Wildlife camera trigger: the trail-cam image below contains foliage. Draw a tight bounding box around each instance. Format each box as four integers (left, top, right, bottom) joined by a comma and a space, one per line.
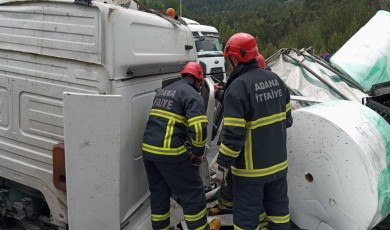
140, 0, 388, 58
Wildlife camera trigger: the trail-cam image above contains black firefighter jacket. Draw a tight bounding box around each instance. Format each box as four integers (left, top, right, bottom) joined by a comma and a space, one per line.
217, 60, 293, 184
142, 77, 208, 163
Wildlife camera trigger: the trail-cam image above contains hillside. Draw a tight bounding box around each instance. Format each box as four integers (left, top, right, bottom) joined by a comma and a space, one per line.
141, 0, 390, 57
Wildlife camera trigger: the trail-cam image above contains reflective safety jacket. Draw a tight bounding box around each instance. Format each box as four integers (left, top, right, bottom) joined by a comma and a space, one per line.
217, 61, 293, 184
142, 78, 208, 163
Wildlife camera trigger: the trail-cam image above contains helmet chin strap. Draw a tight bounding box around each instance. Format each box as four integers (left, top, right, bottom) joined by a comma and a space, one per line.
229, 56, 238, 69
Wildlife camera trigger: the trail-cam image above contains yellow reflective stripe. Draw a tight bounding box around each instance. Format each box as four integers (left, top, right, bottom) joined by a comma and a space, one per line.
259, 212, 267, 221
219, 197, 233, 208
194, 122, 200, 142
188, 115, 208, 126
267, 213, 290, 224
231, 160, 288, 177
151, 212, 170, 222
163, 120, 175, 148
196, 123, 203, 142
286, 102, 291, 112
150, 109, 188, 125
142, 143, 187, 155
220, 143, 240, 158
234, 225, 244, 230
246, 112, 286, 129
259, 222, 268, 228
224, 117, 246, 128
184, 208, 206, 222
194, 222, 209, 230
244, 129, 253, 170
191, 138, 206, 147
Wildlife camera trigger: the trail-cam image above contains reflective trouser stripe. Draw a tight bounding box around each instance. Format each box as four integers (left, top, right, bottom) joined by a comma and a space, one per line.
259, 212, 267, 221
151, 212, 170, 222
231, 160, 288, 177
151, 212, 170, 230
267, 213, 290, 224
259, 212, 268, 229
194, 222, 209, 230
219, 197, 233, 209
184, 208, 207, 222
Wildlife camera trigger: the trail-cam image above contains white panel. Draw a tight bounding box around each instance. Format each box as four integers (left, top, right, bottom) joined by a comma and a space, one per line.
0, 2, 101, 63
111, 9, 197, 79
114, 79, 160, 223
20, 93, 63, 140
64, 92, 121, 230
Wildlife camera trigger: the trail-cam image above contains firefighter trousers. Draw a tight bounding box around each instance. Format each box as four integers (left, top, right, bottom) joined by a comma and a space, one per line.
218, 167, 233, 210
233, 175, 290, 230
143, 157, 209, 230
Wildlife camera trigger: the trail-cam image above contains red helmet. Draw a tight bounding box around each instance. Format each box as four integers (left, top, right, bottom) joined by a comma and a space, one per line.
256, 53, 266, 69
180, 62, 204, 81
224, 32, 258, 63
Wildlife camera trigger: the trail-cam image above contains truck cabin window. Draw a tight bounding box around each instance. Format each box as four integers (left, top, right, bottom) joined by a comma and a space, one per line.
195, 37, 223, 52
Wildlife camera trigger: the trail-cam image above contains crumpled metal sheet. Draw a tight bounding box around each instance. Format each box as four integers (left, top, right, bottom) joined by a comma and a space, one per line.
267, 48, 367, 106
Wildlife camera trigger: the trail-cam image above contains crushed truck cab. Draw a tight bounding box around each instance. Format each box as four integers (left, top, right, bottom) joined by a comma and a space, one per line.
0, 0, 196, 229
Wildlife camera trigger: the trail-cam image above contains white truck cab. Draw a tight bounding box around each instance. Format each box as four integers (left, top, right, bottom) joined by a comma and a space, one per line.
0, 0, 210, 229
182, 18, 227, 82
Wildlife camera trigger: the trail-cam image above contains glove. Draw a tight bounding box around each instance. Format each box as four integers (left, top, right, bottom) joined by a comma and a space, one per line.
190, 153, 204, 167
215, 165, 228, 186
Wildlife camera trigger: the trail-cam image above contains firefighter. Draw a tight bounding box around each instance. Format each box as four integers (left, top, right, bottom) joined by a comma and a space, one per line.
256, 53, 266, 69
209, 51, 268, 217
215, 32, 293, 230
142, 62, 209, 230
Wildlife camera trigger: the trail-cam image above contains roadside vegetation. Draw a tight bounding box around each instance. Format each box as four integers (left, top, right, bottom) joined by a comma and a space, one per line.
141, 0, 389, 57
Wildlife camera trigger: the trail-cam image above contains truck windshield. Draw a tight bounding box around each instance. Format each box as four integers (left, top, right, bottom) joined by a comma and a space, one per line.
195, 37, 222, 52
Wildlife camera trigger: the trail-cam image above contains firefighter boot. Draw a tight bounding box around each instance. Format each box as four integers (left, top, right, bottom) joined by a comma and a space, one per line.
208, 197, 233, 216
